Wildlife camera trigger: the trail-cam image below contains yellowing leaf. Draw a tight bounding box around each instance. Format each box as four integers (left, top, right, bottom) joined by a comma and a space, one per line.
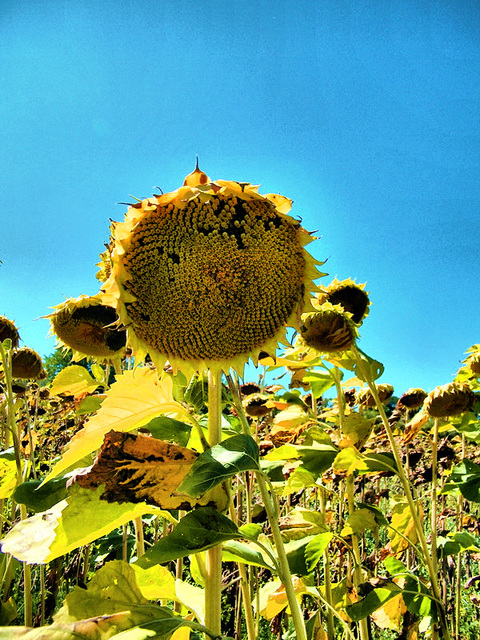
273, 405, 310, 429
371, 593, 407, 630
0, 450, 18, 500
174, 579, 205, 624
386, 499, 421, 555
339, 413, 374, 448
131, 564, 176, 601
332, 447, 368, 475
1, 484, 168, 563
341, 509, 378, 536
75, 431, 228, 511
259, 577, 308, 619
49, 365, 100, 398
45, 369, 191, 482
403, 410, 429, 444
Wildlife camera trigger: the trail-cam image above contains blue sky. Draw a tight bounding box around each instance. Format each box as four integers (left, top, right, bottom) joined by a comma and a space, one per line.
1, 0, 479, 396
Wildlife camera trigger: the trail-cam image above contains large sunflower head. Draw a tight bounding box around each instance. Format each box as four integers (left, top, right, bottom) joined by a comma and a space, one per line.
105, 166, 323, 375
424, 382, 475, 418
48, 295, 126, 362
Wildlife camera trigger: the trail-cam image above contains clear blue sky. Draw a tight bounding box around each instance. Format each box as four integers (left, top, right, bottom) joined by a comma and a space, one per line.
1, 0, 479, 396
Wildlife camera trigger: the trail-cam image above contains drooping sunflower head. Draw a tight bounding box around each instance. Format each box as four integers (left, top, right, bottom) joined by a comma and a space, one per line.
0, 316, 20, 349
12, 348, 44, 380
424, 382, 475, 418
460, 345, 480, 378
358, 383, 394, 408
298, 303, 357, 354
398, 388, 427, 410
105, 166, 323, 375
48, 295, 126, 362
314, 278, 370, 324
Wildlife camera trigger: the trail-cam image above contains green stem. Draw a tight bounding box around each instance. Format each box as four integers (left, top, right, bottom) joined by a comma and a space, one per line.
351, 345, 451, 640
256, 473, 308, 640
319, 487, 335, 640
204, 368, 223, 638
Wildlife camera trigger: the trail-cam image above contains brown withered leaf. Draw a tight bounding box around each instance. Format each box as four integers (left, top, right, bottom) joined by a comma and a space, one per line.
74, 430, 228, 511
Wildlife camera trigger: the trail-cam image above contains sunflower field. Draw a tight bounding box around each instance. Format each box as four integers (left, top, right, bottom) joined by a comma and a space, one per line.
1, 168, 479, 640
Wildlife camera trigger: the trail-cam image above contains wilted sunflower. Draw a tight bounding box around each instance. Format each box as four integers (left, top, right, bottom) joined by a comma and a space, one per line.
11, 348, 44, 380
0, 316, 20, 348
298, 303, 357, 353
398, 388, 427, 410
105, 165, 323, 374
48, 295, 126, 362
461, 345, 480, 378
315, 278, 370, 324
358, 383, 394, 408
424, 382, 475, 418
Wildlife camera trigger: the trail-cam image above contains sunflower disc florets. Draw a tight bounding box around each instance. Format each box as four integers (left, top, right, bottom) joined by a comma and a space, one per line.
106, 166, 322, 374
315, 278, 370, 324
299, 303, 356, 353
48, 295, 126, 362
424, 382, 475, 418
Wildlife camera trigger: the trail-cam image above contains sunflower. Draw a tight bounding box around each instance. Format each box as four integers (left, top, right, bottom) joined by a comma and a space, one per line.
105, 165, 323, 375
48, 295, 126, 363
314, 278, 370, 324
0, 316, 20, 349
11, 348, 44, 380
298, 303, 357, 353
424, 382, 475, 418
358, 383, 394, 408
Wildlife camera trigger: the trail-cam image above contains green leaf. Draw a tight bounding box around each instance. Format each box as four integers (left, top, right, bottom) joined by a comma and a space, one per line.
1, 484, 167, 563
304, 532, 333, 572
341, 509, 378, 536
135, 508, 241, 569
443, 458, 480, 502
178, 435, 259, 497
49, 365, 99, 397
55, 560, 146, 621
0, 449, 18, 500
90, 364, 105, 383
222, 540, 274, 570
302, 370, 336, 397
347, 585, 401, 621
284, 536, 317, 575
76, 395, 105, 416
141, 416, 192, 447
14, 477, 68, 513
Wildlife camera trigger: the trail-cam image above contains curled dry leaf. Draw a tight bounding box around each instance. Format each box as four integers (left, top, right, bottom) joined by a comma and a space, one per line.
74, 430, 228, 511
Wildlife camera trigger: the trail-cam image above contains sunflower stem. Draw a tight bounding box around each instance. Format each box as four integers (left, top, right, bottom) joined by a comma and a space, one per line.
351, 344, 451, 640
205, 368, 223, 638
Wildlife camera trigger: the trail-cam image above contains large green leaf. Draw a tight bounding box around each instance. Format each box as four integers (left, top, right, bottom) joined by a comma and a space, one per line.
347, 585, 402, 621
222, 540, 274, 570
178, 434, 259, 497
141, 415, 192, 447
135, 508, 241, 569
14, 477, 68, 513
1, 484, 167, 563
443, 458, 480, 502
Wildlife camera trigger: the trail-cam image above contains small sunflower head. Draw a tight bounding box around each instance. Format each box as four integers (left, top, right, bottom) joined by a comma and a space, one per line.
243, 393, 272, 418
315, 278, 370, 324
48, 295, 126, 362
398, 388, 427, 410
105, 166, 323, 375
358, 383, 394, 408
298, 303, 356, 353
424, 382, 475, 418
461, 345, 480, 377
12, 348, 44, 380
0, 316, 20, 349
